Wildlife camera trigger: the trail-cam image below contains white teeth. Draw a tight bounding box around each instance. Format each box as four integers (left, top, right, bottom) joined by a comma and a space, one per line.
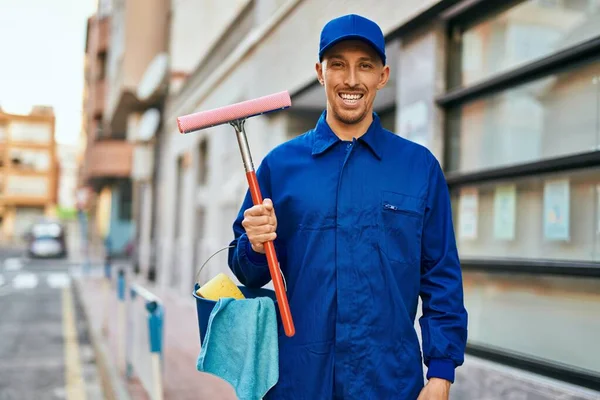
340, 93, 362, 100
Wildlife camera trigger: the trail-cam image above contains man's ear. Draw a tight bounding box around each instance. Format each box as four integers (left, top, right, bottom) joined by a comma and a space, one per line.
315, 62, 325, 86
376, 65, 390, 90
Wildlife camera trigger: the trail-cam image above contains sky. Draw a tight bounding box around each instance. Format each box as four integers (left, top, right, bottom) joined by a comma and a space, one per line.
0, 0, 98, 146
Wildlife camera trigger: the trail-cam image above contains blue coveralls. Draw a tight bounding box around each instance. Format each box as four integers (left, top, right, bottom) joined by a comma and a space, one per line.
228, 111, 468, 399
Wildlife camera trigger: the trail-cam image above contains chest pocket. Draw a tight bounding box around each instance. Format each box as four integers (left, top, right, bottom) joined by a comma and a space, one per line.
380, 190, 424, 265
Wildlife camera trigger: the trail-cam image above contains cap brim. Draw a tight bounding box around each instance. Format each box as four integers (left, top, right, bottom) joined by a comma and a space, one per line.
319, 34, 386, 64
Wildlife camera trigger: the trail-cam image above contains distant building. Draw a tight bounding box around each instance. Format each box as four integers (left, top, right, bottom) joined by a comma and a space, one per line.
77, 8, 138, 256
56, 144, 78, 210
0, 107, 59, 240
78, 0, 171, 257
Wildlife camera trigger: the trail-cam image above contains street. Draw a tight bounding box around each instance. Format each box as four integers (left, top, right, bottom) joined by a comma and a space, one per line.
0, 253, 103, 400
1, 247, 599, 400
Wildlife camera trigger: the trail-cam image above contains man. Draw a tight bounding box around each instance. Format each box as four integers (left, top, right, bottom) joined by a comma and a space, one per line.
228, 14, 468, 399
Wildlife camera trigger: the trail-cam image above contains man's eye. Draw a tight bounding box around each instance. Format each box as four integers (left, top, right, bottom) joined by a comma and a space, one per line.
361, 63, 373, 69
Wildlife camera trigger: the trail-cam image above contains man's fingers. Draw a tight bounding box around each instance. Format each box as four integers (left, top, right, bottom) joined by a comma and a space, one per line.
242, 200, 277, 248
245, 224, 276, 236
250, 232, 277, 244
263, 198, 273, 211
244, 203, 274, 217
244, 206, 263, 217
244, 215, 265, 226
242, 215, 272, 227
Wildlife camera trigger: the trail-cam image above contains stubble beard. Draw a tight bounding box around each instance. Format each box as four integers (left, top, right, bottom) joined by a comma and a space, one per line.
332, 105, 369, 125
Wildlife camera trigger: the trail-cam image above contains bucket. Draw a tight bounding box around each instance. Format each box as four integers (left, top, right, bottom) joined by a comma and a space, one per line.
193, 283, 279, 344
192, 245, 283, 345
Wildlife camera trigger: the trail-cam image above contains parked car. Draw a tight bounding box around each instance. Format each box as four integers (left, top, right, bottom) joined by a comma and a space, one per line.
23, 220, 68, 259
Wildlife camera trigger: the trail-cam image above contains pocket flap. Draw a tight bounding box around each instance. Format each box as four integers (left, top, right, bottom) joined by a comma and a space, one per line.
381, 191, 424, 216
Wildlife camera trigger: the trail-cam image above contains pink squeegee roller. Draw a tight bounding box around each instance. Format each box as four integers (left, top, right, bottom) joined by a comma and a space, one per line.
177, 91, 291, 133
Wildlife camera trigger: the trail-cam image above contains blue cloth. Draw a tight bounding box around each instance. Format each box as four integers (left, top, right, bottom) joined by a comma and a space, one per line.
228, 111, 468, 399
196, 297, 279, 400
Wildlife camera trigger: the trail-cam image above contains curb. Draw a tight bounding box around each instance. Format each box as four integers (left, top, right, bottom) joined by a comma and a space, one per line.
73, 278, 132, 400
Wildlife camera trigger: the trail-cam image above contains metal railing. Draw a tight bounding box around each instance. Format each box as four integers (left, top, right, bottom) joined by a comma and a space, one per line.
114, 269, 164, 400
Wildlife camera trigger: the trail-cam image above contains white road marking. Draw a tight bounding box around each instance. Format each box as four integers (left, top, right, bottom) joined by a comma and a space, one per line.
4, 258, 22, 271
47, 273, 71, 289
12, 273, 38, 289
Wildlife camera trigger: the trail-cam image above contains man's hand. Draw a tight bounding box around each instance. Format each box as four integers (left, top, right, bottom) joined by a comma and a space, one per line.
417, 378, 451, 400
242, 198, 278, 254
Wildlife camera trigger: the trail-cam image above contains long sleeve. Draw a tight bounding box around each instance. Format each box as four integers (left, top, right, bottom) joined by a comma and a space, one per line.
227, 156, 283, 288
419, 155, 468, 383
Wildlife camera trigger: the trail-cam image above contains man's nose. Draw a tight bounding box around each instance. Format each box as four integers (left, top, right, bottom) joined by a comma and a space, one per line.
344, 67, 359, 87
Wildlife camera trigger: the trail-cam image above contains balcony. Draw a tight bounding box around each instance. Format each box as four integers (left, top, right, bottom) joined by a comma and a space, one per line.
84, 139, 133, 180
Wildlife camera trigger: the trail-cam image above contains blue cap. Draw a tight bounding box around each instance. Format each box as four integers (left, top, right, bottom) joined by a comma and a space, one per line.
319, 14, 386, 65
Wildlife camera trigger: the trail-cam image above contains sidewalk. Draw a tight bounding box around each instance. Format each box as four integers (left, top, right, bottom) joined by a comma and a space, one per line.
75, 272, 238, 400
75, 268, 600, 400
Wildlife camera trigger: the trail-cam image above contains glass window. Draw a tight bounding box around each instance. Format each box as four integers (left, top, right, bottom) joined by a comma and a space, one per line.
446, 59, 600, 173
398, 29, 438, 149
463, 271, 600, 377
9, 148, 50, 171
197, 139, 209, 186
455, 0, 600, 88
9, 121, 52, 143
5, 176, 48, 197
451, 168, 600, 262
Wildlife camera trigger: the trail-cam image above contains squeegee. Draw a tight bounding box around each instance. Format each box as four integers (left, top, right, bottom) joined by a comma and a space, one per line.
177, 91, 295, 337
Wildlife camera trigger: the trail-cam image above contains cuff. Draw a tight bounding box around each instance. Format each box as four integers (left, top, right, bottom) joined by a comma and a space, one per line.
242, 234, 268, 266
426, 359, 456, 383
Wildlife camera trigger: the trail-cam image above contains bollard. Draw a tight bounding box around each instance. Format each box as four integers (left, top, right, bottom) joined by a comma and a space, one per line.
78, 209, 90, 276
148, 302, 164, 400
117, 269, 125, 301
101, 239, 113, 336
117, 268, 126, 372
126, 288, 137, 379
125, 283, 165, 400
101, 247, 113, 337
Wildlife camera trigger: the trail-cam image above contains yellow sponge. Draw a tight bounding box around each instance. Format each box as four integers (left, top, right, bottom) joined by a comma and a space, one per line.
196, 273, 245, 301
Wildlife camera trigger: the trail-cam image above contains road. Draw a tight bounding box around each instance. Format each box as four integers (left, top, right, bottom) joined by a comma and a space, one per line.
0, 255, 104, 400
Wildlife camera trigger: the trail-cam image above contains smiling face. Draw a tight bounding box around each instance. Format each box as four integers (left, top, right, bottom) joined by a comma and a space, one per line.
316, 40, 390, 127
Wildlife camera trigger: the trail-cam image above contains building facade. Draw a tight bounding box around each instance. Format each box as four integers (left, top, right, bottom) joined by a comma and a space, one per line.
151, 0, 600, 393
0, 106, 59, 241
81, 0, 600, 394
77, 0, 163, 256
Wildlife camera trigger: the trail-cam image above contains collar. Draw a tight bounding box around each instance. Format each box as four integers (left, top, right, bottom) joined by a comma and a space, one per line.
311, 111, 383, 159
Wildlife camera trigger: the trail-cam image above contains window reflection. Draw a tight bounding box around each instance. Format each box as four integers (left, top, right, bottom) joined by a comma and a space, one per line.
463, 271, 600, 377
447, 59, 600, 173
456, 0, 600, 88
451, 168, 600, 261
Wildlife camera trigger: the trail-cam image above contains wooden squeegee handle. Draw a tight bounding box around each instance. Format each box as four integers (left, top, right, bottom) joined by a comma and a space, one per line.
246, 171, 296, 337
